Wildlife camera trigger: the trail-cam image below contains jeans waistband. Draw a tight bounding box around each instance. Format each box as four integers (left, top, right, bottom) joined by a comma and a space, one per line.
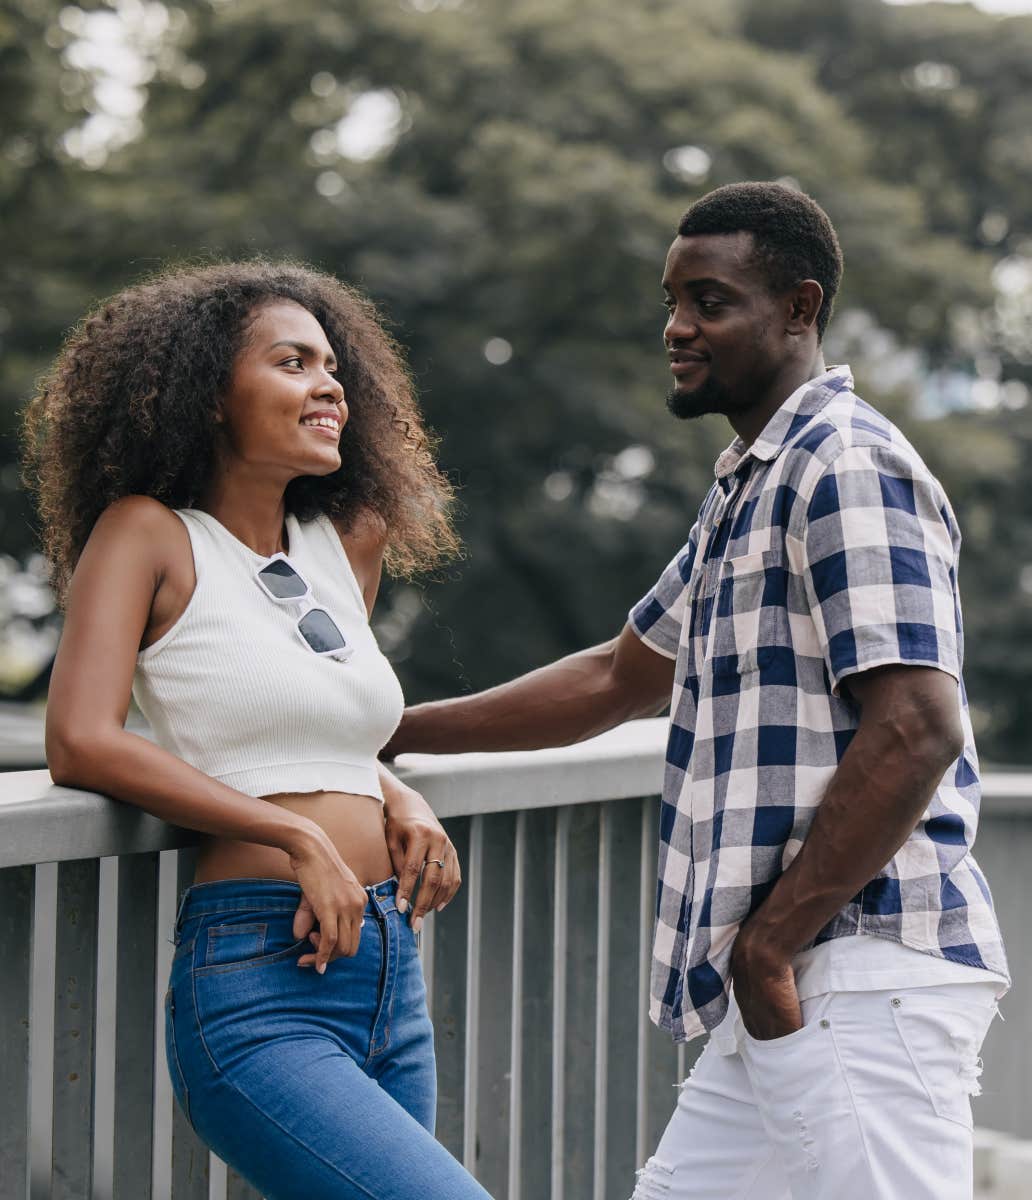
175, 875, 399, 930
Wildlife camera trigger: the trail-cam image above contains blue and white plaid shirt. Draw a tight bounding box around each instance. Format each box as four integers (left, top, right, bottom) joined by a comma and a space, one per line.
631, 366, 1008, 1042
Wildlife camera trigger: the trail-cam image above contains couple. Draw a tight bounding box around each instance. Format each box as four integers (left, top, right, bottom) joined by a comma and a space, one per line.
31, 182, 1008, 1200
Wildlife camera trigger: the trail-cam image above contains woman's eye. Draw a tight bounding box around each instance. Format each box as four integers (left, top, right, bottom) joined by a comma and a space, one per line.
282, 356, 304, 368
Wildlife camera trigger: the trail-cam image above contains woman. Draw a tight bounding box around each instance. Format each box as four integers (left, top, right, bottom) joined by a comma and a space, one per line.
25, 262, 494, 1200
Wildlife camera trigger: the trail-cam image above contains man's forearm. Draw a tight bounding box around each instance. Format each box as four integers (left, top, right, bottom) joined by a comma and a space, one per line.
388, 637, 666, 755
739, 681, 963, 960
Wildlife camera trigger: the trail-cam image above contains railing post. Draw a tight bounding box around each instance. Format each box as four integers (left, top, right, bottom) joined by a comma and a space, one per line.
431, 816, 471, 1160
51, 858, 100, 1200
469, 811, 516, 1194
601, 798, 649, 1194
551, 805, 570, 1200
511, 806, 555, 1200
0, 864, 34, 1200
113, 852, 159, 1200
557, 804, 601, 1199
170, 849, 208, 1200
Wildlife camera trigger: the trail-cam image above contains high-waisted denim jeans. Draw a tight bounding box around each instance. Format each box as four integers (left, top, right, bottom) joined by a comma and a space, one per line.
165, 877, 493, 1200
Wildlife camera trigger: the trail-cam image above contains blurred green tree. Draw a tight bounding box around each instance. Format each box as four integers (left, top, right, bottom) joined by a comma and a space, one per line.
4, 0, 1031, 759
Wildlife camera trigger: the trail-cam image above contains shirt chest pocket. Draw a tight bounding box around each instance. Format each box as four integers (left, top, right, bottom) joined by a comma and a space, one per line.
708, 546, 790, 677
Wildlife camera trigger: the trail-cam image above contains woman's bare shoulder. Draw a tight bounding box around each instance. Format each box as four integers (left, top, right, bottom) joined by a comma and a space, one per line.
95, 494, 184, 537
88, 495, 194, 587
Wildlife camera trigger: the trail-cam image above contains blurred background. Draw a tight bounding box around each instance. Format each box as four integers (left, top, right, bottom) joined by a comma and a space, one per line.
2, 0, 1032, 764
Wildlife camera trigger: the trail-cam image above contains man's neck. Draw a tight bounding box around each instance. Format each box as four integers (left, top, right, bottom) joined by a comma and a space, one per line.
729, 351, 827, 449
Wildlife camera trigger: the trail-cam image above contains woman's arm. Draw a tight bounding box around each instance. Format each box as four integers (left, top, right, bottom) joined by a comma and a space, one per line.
332, 509, 387, 617
46, 497, 367, 969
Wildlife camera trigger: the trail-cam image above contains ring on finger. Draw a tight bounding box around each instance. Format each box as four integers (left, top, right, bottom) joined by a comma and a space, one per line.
426, 858, 446, 869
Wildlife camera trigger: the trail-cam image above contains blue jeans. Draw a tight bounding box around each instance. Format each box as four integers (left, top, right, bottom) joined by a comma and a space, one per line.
165, 877, 493, 1200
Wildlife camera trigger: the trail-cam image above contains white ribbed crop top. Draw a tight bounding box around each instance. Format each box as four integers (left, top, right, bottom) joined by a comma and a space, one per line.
132, 508, 404, 801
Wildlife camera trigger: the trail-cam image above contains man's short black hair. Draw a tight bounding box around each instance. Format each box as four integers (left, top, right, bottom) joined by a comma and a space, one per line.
677, 182, 843, 341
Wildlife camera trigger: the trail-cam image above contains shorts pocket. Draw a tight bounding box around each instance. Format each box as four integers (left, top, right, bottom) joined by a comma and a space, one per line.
890, 992, 996, 1129
742, 992, 834, 1056
164, 988, 192, 1124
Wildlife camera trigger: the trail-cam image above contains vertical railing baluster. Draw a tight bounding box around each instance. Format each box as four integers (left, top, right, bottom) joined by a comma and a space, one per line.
209, 1154, 227, 1199
29, 864, 58, 1200
226, 1166, 263, 1198
462, 814, 483, 1174
550, 806, 570, 1200
508, 809, 527, 1200
474, 814, 515, 1194
429, 817, 471, 1160
92, 857, 118, 1200
51, 858, 100, 1200
636, 799, 656, 1168
560, 806, 601, 1198
113, 852, 159, 1199
515, 807, 555, 1200
0, 864, 34, 1200
601, 799, 647, 1196
593, 807, 612, 1200
170, 850, 208, 1199
635, 799, 681, 1168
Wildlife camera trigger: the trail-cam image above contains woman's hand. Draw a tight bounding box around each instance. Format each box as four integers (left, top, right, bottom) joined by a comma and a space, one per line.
380, 768, 461, 930
287, 825, 369, 973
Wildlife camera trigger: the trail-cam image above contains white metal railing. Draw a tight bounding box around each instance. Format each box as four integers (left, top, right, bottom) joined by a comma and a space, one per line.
1, 719, 1031, 1199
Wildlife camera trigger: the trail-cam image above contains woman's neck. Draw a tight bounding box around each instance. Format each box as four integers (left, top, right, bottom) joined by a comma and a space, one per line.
197, 476, 290, 557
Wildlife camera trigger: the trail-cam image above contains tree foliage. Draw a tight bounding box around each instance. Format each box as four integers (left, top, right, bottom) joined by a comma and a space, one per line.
4, 0, 1032, 760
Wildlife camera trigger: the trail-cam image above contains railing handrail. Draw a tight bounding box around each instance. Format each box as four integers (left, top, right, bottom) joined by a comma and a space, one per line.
0, 719, 668, 869
3, 716, 1032, 869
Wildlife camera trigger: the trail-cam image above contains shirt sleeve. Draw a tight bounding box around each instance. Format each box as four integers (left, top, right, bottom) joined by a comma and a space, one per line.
800, 442, 962, 695
628, 531, 698, 661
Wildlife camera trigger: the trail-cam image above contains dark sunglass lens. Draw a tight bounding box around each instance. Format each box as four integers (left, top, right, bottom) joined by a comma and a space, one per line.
258, 559, 307, 600
298, 608, 348, 654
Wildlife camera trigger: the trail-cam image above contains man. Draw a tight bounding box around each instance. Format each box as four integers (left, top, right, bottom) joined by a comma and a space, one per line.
386, 183, 1008, 1198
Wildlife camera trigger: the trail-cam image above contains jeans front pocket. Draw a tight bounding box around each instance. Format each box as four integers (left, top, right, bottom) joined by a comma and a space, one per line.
164, 987, 192, 1125
194, 913, 307, 978
890, 991, 997, 1129
205, 921, 267, 967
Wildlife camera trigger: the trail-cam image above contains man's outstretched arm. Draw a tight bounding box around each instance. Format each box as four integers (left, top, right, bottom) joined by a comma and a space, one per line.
383, 623, 677, 756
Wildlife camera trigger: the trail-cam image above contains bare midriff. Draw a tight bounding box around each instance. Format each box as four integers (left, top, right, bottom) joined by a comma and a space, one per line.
193, 790, 394, 887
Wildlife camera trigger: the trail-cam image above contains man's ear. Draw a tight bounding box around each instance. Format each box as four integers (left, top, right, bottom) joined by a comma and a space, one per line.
786, 279, 823, 336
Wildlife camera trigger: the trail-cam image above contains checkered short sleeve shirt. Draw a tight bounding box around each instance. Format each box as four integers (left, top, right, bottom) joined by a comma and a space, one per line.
631, 366, 1008, 1042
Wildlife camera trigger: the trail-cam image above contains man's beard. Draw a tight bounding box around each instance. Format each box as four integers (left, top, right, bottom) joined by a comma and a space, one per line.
665, 375, 743, 420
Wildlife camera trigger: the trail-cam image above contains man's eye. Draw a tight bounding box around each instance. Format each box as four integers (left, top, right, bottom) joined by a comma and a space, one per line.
698, 299, 723, 314
662, 297, 676, 311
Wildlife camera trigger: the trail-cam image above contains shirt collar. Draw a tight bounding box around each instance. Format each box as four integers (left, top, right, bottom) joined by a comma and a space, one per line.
712, 365, 854, 482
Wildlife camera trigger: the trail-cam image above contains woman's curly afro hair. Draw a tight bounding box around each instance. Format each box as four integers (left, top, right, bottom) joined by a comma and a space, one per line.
22, 260, 459, 604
